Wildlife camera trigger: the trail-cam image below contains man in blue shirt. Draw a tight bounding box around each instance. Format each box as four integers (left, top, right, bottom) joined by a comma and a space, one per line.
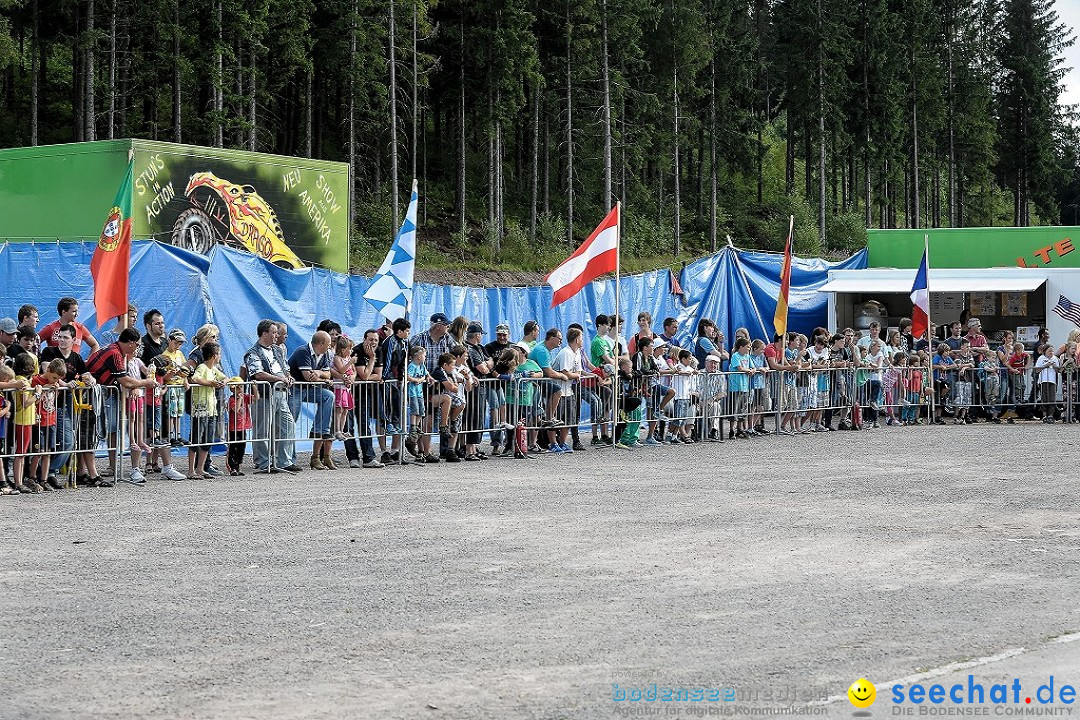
529, 328, 569, 448
288, 330, 336, 470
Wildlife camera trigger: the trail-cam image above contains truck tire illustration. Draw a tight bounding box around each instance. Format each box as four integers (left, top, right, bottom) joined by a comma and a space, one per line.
169, 171, 305, 269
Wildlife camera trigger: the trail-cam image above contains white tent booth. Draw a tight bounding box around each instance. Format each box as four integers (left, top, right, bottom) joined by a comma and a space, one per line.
818, 267, 1080, 347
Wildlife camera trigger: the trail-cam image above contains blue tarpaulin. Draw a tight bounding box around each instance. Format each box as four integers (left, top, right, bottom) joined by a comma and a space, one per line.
0, 240, 866, 369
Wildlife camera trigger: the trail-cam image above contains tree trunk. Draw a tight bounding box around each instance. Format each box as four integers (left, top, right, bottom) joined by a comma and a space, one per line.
388, 0, 400, 230
543, 102, 550, 217
107, 0, 116, 139
601, 0, 612, 211
862, 0, 871, 227
620, 85, 627, 207
30, 0, 38, 145
247, 36, 256, 151
709, 47, 717, 252
487, 93, 495, 233
785, 115, 794, 195
74, 0, 83, 141
816, 0, 825, 248
458, 20, 466, 242
173, 0, 181, 143
565, 0, 574, 246
412, 0, 418, 182
348, 0, 357, 229
673, 62, 681, 258
911, 53, 920, 228
85, 0, 96, 141
305, 70, 313, 157
530, 81, 539, 242
946, 2, 956, 227
214, 0, 223, 147
235, 40, 243, 146
496, 111, 504, 252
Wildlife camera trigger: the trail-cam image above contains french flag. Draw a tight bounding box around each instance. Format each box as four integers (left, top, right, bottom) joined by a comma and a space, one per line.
910, 239, 930, 340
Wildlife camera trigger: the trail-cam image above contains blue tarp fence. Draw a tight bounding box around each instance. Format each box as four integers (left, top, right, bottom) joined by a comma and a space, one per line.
0, 240, 867, 367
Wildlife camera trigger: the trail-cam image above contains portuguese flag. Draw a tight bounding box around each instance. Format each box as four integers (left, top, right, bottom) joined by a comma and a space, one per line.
91, 161, 134, 328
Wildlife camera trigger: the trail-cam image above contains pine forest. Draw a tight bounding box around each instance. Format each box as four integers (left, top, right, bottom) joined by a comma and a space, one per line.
0, 0, 1077, 271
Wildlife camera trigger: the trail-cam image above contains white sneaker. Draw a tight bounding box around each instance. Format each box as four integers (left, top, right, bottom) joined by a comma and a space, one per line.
127, 468, 147, 485
161, 465, 185, 481
349, 459, 362, 469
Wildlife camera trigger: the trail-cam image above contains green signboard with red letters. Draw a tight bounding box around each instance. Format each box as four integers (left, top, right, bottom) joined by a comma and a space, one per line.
0, 139, 350, 272
868, 227, 1080, 270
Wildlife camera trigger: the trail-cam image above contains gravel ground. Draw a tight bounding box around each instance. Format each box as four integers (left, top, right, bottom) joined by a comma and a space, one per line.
2, 422, 1080, 720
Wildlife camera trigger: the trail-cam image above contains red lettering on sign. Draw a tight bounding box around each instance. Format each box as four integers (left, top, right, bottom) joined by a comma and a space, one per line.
1034, 246, 1053, 264
1056, 238, 1074, 258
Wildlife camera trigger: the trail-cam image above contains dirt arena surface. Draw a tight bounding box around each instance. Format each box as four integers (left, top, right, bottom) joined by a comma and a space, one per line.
3, 422, 1080, 720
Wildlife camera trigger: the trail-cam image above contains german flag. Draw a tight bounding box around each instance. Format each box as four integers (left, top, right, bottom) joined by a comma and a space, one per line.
773, 217, 794, 337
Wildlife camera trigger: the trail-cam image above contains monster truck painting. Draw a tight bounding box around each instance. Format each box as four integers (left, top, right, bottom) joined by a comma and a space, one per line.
171, 172, 306, 269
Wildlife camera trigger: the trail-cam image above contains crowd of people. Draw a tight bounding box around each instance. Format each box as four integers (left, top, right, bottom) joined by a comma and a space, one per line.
0, 298, 1076, 495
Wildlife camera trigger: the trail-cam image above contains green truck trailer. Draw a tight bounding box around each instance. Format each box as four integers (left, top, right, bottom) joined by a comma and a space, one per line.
867, 226, 1080, 270
0, 139, 350, 272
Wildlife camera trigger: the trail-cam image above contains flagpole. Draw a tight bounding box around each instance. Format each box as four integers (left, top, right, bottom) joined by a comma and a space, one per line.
613, 200, 622, 447
925, 233, 933, 426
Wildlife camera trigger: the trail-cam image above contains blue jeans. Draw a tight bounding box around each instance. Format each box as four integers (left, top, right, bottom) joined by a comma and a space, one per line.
289, 384, 335, 437
50, 405, 74, 475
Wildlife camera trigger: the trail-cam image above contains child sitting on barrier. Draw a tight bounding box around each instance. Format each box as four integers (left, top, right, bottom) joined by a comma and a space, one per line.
405, 346, 431, 461
331, 335, 356, 441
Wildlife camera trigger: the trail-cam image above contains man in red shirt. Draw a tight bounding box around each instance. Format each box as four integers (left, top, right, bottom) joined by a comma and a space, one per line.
87, 328, 158, 485
39, 297, 100, 356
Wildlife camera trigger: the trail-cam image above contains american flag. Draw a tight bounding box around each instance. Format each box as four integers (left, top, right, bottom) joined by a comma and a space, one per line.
1053, 294, 1080, 328
670, 268, 686, 306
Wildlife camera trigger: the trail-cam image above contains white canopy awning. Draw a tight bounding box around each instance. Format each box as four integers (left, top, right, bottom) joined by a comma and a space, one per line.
818, 270, 1047, 294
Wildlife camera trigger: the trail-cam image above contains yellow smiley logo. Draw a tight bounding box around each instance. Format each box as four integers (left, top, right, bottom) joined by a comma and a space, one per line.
848, 678, 876, 708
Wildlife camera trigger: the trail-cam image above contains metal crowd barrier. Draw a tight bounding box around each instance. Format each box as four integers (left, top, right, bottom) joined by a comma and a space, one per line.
0, 383, 123, 492
111, 380, 274, 481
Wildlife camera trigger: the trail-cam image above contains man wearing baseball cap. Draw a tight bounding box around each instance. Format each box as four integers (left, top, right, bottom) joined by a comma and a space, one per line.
463, 323, 493, 459
485, 323, 513, 453
409, 312, 457, 454
0, 318, 17, 365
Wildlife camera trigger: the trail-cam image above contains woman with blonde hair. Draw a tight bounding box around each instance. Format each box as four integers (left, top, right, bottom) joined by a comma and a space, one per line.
448, 316, 469, 345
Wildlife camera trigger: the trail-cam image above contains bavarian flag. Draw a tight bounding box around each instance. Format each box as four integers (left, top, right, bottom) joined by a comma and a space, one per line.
91, 160, 134, 328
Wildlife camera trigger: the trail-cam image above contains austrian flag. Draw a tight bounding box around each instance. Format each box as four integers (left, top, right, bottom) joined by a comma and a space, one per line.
546, 205, 619, 308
